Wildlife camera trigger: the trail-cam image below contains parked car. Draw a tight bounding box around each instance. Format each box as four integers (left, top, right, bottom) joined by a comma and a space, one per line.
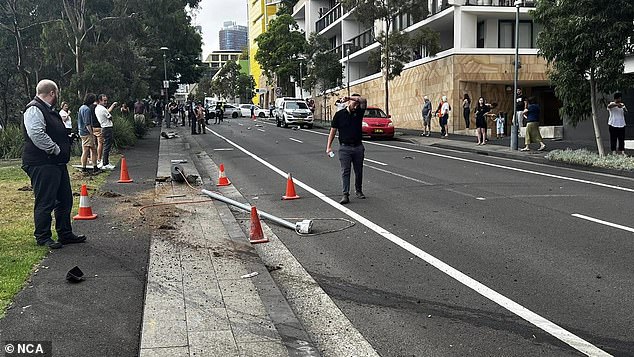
205, 102, 241, 119
275, 98, 314, 128
238, 104, 268, 118
362, 106, 394, 139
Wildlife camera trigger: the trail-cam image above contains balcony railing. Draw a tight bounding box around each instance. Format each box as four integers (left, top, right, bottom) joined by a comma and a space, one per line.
316, 3, 342, 32
463, 0, 535, 7
347, 28, 375, 55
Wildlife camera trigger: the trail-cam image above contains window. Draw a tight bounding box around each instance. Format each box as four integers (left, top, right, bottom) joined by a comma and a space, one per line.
221, 55, 229, 61
211, 55, 219, 61
498, 20, 534, 48
477, 21, 485, 48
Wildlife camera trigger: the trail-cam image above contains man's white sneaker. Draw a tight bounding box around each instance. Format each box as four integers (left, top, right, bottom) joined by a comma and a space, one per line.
103, 164, 115, 170
97, 162, 104, 169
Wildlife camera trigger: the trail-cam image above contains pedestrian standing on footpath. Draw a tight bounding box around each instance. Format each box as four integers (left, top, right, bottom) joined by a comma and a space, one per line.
59, 102, 72, 135
440, 96, 451, 137
89, 97, 103, 166
462, 93, 471, 129
95, 94, 118, 169
326, 94, 367, 204
607, 92, 628, 155
22, 79, 87, 249
78, 93, 99, 173
195, 103, 206, 134
421, 96, 432, 137
521, 96, 546, 151
474, 97, 489, 145
134, 99, 146, 124
515, 88, 527, 130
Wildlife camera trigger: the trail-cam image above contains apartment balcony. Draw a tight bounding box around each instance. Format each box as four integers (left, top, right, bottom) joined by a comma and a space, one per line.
316, 3, 342, 32
347, 28, 375, 55
463, 0, 535, 7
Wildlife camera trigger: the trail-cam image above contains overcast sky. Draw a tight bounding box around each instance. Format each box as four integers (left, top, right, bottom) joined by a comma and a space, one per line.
192, 0, 248, 59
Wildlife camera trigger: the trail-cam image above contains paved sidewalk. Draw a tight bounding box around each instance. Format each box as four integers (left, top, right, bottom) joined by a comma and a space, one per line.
139, 125, 318, 356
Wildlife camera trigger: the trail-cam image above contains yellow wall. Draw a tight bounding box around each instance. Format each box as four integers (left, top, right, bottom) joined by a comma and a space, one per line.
248, 0, 277, 105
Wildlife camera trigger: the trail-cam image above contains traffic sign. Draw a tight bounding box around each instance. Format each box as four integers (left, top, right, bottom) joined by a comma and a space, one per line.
275, 87, 282, 96
163, 80, 169, 89
256, 88, 267, 94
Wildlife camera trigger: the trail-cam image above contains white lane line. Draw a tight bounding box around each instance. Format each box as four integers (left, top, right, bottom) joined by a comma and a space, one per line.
257, 129, 266, 132
213, 148, 234, 151
289, 138, 303, 144
365, 158, 388, 166
301, 129, 634, 194
238, 123, 244, 126
205, 126, 610, 357
572, 214, 634, 233
365, 164, 432, 185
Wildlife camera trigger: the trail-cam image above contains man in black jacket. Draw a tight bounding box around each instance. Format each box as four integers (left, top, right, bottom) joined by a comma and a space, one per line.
22, 79, 86, 249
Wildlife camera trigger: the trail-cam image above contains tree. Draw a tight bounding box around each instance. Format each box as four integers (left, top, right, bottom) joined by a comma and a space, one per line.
532, 0, 634, 156
304, 33, 343, 119
255, 14, 307, 96
341, 0, 438, 115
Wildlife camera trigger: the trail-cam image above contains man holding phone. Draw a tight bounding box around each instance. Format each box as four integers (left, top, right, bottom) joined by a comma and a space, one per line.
95, 94, 118, 170
326, 94, 367, 204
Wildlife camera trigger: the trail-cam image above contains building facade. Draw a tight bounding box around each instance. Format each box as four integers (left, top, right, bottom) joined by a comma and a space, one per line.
203, 50, 242, 76
248, 0, 279, 106
219, 21, 249, 51
294, 0, 561, 137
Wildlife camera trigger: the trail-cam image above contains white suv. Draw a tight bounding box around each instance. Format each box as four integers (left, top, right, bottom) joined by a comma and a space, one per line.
275, 99, 314, 128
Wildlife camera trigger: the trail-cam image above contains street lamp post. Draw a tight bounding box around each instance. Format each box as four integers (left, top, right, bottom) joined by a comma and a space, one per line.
510, 1, 521, 150
343, 41, 353, 97
160, 46, 169, 128
297, 55, 306, 99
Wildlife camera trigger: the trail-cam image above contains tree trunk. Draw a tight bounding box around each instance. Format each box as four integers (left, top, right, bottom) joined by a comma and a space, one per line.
589, 70, 605, 157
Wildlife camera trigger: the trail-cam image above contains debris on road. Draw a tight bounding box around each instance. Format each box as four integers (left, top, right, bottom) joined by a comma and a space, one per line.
240, 272, 259, 279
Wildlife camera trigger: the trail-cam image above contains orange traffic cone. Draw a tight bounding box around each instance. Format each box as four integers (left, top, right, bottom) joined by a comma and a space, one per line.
73, 184, 97, 220
249, 206, 268, 244
282, 173, 300, 200
217, 163, 231, 186
117, 156, 133, 183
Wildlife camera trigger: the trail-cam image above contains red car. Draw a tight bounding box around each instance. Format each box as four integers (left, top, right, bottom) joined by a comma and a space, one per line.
362, 106, 394, 139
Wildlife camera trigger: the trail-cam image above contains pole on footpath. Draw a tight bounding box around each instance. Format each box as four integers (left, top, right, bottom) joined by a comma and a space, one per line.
510, 1, 521, 151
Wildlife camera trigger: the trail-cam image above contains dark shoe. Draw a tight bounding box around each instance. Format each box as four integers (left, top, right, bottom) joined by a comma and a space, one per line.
339, 194, 350, 204
58, 234, 86, 245
37, 239, 62, 249
355, 191, 366, 199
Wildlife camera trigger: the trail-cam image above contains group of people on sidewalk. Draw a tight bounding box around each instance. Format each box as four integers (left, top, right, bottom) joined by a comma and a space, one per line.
77, 93, 119, 172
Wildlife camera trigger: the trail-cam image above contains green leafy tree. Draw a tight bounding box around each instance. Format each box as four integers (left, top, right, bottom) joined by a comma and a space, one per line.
341, 0, 438, 114
236, 72, 256, 103
255, 14, 307, 96
304, 33, 343, 119
532, 0, 634, 156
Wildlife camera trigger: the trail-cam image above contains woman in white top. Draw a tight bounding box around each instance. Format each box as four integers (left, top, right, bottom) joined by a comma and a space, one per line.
59, 102, 72, 133
607, 92, 627, 155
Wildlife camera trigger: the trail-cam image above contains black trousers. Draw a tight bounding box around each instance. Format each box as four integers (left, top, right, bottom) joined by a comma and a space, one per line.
339, 144, 365, 194
102, 126, 113, 166
23, 164, 73, 243
608, 125, 625, 152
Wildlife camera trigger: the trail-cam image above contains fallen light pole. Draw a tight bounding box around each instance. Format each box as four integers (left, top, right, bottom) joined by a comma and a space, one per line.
201, 189, 313, 234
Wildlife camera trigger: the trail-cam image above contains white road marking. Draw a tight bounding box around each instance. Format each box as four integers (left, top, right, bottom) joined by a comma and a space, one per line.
301, 128, 634, 194
238, 123, 244, 126
213, 148, 234, 151
365, 164, 431, 185
205, 126, 610, 357
257, 129, 266, 132
572, 214, 634, 233
289, 138, 303, 143
364, 158, 388, 166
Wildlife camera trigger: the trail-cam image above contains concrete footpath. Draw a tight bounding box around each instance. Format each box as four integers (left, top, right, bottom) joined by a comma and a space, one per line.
139, 124, 320, 356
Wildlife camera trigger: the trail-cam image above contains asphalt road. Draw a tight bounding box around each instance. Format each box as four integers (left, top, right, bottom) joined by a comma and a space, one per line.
190, 117, 634, 357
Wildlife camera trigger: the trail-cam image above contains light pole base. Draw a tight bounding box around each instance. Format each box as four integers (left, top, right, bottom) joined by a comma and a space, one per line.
510, 124, 518, 150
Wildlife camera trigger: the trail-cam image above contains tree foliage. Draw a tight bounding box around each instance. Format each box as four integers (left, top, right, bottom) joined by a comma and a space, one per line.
532, 0, 634, 155
304, 33, 342, 93
0, 0, 203, 128
210, 62, 255, 103
255, 14, 307, 95
340, 0, 438, 113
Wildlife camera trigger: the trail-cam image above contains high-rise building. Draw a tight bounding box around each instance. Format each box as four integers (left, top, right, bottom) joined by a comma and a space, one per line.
219, 21, 248, 51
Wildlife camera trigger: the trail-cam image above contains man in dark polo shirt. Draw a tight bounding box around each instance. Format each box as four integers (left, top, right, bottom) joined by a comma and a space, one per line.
22, 79, 86, 249
326, 94, 367, 204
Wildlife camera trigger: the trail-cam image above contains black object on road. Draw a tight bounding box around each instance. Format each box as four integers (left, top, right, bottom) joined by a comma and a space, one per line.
66, 266, 85, 283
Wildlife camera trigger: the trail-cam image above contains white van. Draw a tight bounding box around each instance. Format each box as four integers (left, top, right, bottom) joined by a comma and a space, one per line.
274, 98, 314, 128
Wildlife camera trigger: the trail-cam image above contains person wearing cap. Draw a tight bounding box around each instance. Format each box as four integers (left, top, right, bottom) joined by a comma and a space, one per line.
421, 96, 432, 136
22, 79, 87, 249
326, 94, 368, 204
